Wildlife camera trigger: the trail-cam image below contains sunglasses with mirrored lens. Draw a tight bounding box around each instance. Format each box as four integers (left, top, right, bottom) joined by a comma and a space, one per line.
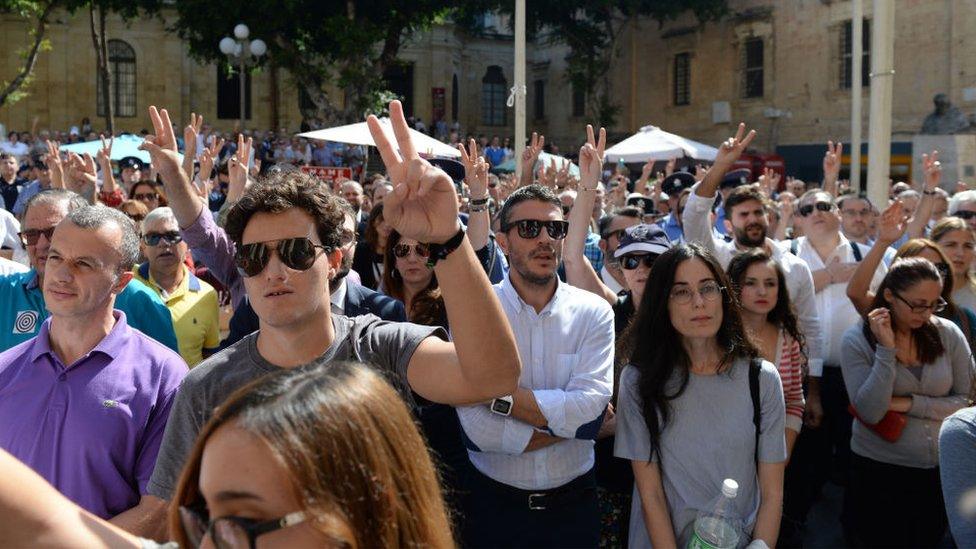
620, 254, 657, 270
19, 226, 56, 246
798, 202, 834, 217
503, 219, 569, 240
143, 232, 183, 247
235, 237, 329, 277
394, 243, 430, 258
954, 210, 976, 220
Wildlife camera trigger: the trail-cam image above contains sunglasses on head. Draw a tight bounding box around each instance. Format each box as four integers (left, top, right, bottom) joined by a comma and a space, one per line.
798, 201, 834, 217
954, 210, 976, 220
19, 226, 56, 246
620, 254, 657, 270
235, 237, 330, 277
143, 231, 183, 247
502, 219, 569, 240
394, 243, 430, 259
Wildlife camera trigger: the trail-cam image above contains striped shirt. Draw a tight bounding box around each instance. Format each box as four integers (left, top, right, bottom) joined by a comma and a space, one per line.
775, 330, 806, 433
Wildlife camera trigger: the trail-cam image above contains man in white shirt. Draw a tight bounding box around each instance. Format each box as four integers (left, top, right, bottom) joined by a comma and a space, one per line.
778, 189, 886, 543
681, 124, 824, 378
595, 207, 642, 295
458, 184, 614, 548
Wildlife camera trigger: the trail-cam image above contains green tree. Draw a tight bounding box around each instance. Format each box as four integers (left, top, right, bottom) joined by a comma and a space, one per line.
458, 0, 729, 128
0, 0, 55, 108
170, 0, 458, 126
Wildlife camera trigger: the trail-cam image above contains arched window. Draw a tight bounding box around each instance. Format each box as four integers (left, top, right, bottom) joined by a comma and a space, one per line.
97, 40, 136, 117
481, 66, 506, 126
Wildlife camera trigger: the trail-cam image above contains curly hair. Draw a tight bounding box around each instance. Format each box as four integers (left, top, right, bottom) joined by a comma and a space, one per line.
225, 170, 345, 252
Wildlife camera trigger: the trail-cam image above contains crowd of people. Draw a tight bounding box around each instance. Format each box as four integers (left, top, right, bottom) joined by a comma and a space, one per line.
0, 99, 974, 549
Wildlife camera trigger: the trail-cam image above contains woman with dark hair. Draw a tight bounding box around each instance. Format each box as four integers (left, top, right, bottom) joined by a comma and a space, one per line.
614, 243, 786, 548
0, 361, 454, 548
728, 248, 807, 460
382, 230, 446, 328
129, 180, 167, 212
352, 202, 390, 290
842, 257, 973, 547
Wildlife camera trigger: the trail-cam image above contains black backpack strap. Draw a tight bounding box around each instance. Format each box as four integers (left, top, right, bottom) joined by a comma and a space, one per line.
749, 358, 762, 465
850, 240, 863, 262
790, 238, 798, 256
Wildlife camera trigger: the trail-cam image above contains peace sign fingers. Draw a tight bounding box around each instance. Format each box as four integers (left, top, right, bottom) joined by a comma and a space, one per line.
388, 100, 417, 162
366, 114, 403, 174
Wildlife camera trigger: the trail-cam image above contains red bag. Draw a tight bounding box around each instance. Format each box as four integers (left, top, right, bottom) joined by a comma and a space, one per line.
848, 404, 907, 443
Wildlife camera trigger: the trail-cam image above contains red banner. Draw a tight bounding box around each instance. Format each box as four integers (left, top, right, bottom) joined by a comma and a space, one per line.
301, 166, 354, 185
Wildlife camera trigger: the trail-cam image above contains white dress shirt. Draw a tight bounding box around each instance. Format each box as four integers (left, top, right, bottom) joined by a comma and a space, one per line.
600, 265, 626, 295
682, 188, 825, 375
457, 275, 615, 490
778, 235, 885, 368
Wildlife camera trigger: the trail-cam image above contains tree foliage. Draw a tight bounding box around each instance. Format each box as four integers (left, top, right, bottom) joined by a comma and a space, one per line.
170, 0, 459, 126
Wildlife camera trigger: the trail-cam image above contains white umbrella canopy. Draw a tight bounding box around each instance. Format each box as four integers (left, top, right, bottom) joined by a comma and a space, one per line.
604, 125, 718, 163
59, 134, 185, 164
297, 118, 461, 158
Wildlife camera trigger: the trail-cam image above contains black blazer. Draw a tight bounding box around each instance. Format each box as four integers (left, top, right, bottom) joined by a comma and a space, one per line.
221, 280, 406, 348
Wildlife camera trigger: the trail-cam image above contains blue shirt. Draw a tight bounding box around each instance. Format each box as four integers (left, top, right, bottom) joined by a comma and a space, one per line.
12, 180, 42, 217
0, 270, 180, 353
484, 146, 506, 168
659, 212, 683, 242
0, 311, 186, 518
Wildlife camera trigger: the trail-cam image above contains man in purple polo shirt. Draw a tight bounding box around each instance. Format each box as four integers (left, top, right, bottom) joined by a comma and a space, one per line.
0, 205, 187, 527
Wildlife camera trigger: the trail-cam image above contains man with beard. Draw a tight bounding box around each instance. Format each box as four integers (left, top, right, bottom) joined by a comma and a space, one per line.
457, 136, 614, 547
837, 194, 875, 245
682, 123, 823, 381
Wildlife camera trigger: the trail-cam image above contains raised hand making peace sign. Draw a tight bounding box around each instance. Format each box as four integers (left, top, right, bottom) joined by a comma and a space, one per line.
458, 138, 489, 200
139, 106, 184, 185
698, 122, 757, 198
366, 100, 460, 244
578, 124, 606, 191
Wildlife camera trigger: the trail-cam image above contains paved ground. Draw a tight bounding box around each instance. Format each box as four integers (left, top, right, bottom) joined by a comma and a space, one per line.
803, 482, 847, 548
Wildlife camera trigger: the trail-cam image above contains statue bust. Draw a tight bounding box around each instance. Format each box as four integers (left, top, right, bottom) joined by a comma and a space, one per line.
921, 93, 971, 134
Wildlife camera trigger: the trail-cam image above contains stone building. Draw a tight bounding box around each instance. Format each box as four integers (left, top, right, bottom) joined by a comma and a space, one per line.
2, 2, 974, 180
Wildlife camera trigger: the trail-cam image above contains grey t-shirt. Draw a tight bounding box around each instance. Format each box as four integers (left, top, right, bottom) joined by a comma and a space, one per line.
614, 358, 787, 548
940, 406, 976, 546
147, 314, 443, 500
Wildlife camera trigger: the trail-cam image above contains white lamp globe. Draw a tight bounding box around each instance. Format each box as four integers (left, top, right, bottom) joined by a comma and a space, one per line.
249, 39, 267, 57
233, 24, 250, 40
219, 37, 236, 55
233, 43, 243, 56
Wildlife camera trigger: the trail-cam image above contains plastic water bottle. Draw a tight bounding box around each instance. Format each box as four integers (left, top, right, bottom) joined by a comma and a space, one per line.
687, 478, 743, 549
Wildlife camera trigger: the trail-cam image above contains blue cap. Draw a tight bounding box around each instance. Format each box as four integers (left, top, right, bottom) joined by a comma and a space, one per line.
614, 224, 673, 258
662, 171, 695, 195
719, 168, 752, 189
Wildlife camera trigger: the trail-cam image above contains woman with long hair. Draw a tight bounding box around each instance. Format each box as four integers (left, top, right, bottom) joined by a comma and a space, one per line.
382, 229, 447, 328
728, 248, 807, 460
842, 258, 973, 547
930, 216, 976, 313
129, 180, 167, 212
353, 202, 391, 290
615, 243, 786, 548
0, 361, 453, 548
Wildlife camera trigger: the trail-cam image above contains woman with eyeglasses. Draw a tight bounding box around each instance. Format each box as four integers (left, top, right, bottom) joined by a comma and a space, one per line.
0, 361, 454, 548
930, 216, 976, 313
615, 243, 786, 548
727, 249, 807, 462
849, 202, 976, 350
841, 257, 973, 547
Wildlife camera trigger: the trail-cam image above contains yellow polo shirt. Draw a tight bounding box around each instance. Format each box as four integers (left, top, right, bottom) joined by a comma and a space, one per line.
132, 263, 220, 366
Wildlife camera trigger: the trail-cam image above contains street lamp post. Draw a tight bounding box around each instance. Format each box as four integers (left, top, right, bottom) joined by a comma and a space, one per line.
219, 24, 266, 130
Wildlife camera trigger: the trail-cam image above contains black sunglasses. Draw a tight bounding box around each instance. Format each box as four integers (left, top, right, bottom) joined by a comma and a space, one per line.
601, 229, 626, 242
954, 210, 976, 220
620, 254, 657, 270
133, 192, 158, 201
502, 219, 569, 240
798, 201, 834, 217
143, 231, 183, 246
394, 243, 430, 259
19, 226, 56, 246
235, 237, 330, 277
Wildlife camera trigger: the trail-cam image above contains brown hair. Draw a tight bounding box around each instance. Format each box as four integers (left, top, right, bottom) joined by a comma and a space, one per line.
862, 257, 946, 364
382, 230, 446, 328
169, 361, 454, 548
118, 199, 149, 217
130, 180, 168, 207
723, 184, 770, 220
363, 203, 386, 253
225, 170, 345, 251
930, 217, 976, 289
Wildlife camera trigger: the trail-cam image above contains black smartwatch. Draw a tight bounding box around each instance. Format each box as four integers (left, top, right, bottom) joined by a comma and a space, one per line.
490, 396, 514, 416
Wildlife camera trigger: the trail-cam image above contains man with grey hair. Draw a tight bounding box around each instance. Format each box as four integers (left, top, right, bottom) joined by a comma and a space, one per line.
949, 189, 976, 232
132, 207, 220, 366
0, 204, 187, 527
0, 190, 178, 352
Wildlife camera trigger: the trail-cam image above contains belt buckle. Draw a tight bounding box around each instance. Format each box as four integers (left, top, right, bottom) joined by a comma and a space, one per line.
528, 493, 546, 511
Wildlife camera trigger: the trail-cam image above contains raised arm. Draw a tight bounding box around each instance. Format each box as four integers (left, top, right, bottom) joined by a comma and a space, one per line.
822, 140, 842, 197
139, 106, 204, 228
459, 138, 491, 250
368, 100, 520, 405
847, 200, 907, 315
45, 139, 65, 190
906, 150, 940, 239
564, 125, 617, 306
519, 132, 544, 188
